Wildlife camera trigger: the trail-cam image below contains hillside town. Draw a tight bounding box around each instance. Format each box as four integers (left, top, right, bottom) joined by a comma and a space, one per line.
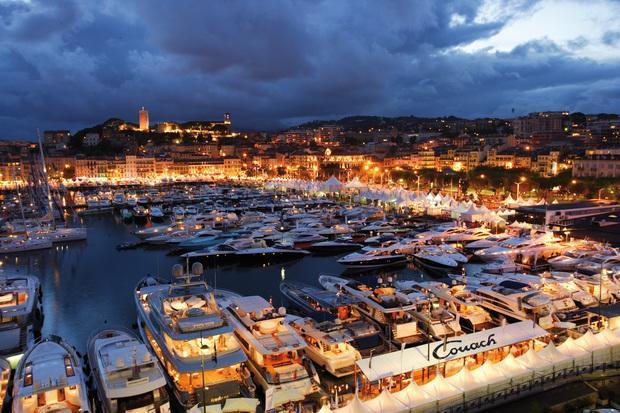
0, 109, 618, 202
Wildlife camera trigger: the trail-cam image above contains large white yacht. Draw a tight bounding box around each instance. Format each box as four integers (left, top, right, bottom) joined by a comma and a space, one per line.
0, 236, 52, 254
337, 246, 408, 269
289, 317, 361, 378
412, 244, 468, 274
443, 227, 492, 245
575, 253, 620, 276
548, 248, 607, 271
134, 265, 253, 410
473, 280, 555, 329
12, 336, 91, 413
216, 292, 320, 406
0, 274, 43, 367
414, 222, 462, 243
474, 232, 563, 263
87, 328, 171, 413
319, 275, 425, 346
464, 233, 512, 252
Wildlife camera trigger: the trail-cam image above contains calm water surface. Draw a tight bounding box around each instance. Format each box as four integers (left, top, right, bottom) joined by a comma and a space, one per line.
1, 214, 427, 352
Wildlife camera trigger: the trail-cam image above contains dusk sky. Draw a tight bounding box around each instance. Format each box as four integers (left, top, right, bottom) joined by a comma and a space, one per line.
1, 0, 620, 139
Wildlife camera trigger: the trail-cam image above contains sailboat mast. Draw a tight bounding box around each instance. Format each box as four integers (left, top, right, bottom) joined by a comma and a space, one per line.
16, 183, 29, 239
36, 129, 55, 222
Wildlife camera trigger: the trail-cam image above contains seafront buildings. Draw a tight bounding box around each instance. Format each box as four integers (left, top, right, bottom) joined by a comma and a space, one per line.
0, 111, 619, 203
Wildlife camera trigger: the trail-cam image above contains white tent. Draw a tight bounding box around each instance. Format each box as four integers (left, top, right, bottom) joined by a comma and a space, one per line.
461, 205, 484, 222
393, 380, 435, 411
345, 176, 366, 190
419, 374, 462, 409
364, 389, 407, 413
497, 353, 533, 385
574, 330, 613, 364
601, 328, 620, 355
324, 176, 343, 192
557, 336, 591, 368
445, 365, 486, 400
469, 359, 510, 392
516, 347, 552, 376
537, 341, 573, 372
334, 393, 371, 413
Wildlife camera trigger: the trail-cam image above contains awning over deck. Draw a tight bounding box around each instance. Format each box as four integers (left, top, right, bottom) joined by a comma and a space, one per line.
356, 320, 548, 382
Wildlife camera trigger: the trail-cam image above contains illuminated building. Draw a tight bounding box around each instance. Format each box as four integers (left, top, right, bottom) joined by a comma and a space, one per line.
139, 107, 149, 131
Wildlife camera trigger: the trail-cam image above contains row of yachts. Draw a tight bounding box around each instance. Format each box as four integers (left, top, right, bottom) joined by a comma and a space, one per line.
2, 239, 619, 413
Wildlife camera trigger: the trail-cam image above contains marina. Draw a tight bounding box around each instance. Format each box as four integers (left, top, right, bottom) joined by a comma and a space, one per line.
0, 181, 619, 412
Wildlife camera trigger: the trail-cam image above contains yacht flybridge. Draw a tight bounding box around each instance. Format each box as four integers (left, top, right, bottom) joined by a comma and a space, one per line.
216, 292, 320, 407
13, 336, 91, 413
134, 264, 253, 410
87, 328, 170, 413
0, 273, 43, 366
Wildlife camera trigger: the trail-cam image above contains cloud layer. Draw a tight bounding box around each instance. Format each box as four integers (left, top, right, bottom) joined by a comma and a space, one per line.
1, 0, 619, 138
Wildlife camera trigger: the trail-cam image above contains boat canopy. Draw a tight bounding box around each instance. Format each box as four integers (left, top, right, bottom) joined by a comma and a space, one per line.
356, 320, 547, 382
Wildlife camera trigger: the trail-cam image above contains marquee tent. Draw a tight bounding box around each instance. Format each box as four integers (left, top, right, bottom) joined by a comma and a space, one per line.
392, 380, 435, 411
364, 389, 407, 413
334, 393, 371, 413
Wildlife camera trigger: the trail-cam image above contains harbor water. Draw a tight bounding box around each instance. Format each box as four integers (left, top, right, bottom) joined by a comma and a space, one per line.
0, 214, 427, 352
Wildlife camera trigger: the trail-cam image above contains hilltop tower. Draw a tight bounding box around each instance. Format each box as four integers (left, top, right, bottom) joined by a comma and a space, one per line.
139, 107, 149, 131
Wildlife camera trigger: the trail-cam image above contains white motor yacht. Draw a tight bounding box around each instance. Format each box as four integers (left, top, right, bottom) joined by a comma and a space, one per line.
443, 227, 492, 245
290, 317, 361, 378
181, 238, 267, 263
414, 222, 462, 243
464, 233, 512, 252
217, 292, 320, 408
413, 244, 468, 274
150, 206, 165, 221
13, 336, 91, 413
0, 274, 43, 367
319, 275, 425, 346
0, 237, 52, 254
575, 253, 620, 276
39, 227, 88, 243
474, 232, 563, 263
112, 192, 126, 207
473, 281, 555, 329
88, 328, 170, 413
337, 246, 407, 269
134, 265, 253, 409
547, 249, 603, 271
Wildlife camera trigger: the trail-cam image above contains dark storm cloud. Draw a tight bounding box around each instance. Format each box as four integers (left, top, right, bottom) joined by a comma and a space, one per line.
0, 0, 618, 138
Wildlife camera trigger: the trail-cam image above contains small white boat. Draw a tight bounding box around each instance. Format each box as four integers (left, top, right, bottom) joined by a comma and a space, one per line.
88, 328, 170, 413
13, 336, 91, 413
0, 237, 52, 254
150, 206, 165, 221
